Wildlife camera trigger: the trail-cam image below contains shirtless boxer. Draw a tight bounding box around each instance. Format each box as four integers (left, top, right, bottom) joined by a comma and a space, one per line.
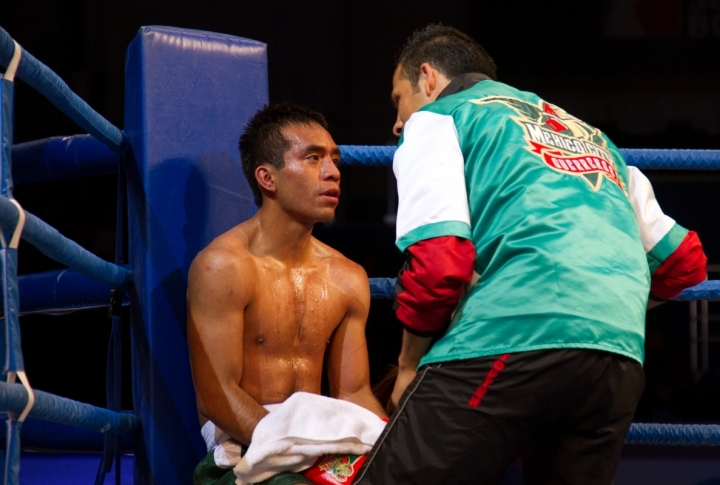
187, 103, 386, 484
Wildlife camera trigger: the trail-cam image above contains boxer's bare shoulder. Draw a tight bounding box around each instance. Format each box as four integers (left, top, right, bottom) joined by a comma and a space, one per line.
187, 225, 257, 314
310, 236, 370, 304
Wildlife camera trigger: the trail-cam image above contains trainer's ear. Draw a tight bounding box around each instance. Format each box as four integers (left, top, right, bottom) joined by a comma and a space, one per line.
419, 63, 436, 97
255, 165, 277, 198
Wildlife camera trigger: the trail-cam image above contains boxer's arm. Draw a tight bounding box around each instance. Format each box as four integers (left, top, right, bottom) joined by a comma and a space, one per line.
187, 248, 268, 445
327, 263, 387, 418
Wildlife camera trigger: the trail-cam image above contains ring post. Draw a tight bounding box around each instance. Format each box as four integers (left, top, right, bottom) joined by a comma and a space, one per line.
124, 26, 267, 484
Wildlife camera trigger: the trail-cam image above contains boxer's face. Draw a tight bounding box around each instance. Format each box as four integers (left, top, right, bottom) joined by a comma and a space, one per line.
391, 64, 429, 137
271, 122, 341, 224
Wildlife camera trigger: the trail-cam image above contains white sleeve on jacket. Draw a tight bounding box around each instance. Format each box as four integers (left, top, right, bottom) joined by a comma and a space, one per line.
626, 165, 677, 253
393, 111, 471, 251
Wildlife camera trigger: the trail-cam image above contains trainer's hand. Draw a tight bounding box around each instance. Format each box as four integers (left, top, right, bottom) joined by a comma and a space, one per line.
390, 367, 416, 409
647, 298, 665, 309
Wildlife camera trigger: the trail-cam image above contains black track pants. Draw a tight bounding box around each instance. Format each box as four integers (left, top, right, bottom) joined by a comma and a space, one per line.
356, 349, 644, 485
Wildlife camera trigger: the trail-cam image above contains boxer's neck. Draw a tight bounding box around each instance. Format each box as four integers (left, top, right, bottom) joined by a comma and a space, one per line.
246, 204, 315, 262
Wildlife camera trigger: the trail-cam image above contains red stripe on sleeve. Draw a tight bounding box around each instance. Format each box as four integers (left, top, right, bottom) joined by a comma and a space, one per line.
395, 236, 476, 333
651, 231, 707, 300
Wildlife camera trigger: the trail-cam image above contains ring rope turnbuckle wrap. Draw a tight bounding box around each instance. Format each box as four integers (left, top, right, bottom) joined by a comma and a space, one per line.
2, 41, 21, 83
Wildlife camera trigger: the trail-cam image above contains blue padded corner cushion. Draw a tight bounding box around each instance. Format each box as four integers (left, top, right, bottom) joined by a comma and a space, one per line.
124, 26, 267, 485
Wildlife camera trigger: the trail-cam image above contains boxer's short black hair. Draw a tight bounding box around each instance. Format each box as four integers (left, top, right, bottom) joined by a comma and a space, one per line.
397, 24, 497, 90
239, 103, 329, 206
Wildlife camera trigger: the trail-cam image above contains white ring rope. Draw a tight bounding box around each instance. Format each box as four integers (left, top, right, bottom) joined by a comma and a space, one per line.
4, 41, 22, 83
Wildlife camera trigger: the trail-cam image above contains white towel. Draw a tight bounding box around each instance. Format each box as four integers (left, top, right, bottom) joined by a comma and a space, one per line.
233, 392, 386, 484
201, 403, 281, 469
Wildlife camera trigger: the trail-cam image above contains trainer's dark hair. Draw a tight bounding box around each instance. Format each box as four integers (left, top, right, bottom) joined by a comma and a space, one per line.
397, 24, 497, 90
239, 103, 329, 206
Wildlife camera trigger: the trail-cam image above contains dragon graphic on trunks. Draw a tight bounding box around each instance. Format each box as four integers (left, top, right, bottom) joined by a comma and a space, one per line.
314, 454, 363, 483
469, 96, 627, 194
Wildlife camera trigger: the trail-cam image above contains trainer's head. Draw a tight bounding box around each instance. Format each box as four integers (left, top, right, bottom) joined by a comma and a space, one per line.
392, 24, 497, 136
239, 103, 341, 223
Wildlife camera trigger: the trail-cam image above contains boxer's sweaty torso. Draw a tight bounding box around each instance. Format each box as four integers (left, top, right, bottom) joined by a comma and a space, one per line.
196, 222, 362, 428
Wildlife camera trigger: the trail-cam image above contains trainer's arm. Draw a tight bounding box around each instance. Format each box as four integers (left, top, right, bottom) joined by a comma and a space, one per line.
390, 111, 476, 405
187, 248, 268, 445
390, 329, 434, 408
327, 265, 387, 418
627, 166, 707, 307
395, 236, 476, 334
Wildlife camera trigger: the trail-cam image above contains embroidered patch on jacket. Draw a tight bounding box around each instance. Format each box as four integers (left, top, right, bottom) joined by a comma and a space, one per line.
470, 96, 627, 194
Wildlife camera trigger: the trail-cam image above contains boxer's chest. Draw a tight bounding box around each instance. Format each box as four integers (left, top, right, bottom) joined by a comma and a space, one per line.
246, 263, 346, 350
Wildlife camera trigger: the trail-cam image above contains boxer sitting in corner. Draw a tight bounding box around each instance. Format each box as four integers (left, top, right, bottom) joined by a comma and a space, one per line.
187, 103, 387, 485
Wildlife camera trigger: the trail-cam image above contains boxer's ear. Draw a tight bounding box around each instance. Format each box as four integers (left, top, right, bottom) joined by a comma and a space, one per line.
255, 165, 277, 197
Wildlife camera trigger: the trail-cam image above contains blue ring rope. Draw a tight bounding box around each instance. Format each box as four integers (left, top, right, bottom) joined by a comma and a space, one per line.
673, 280, 720, 301
6, 417, 135, 452
7, 136, 719, 186
11, 135, 121, 184
626, 423, 720, 446
340, 145, 395, 167
370, 278, 719, 302
339, 145, 720, 171
0, 28, 127, 152
621, 149, 720, 171
0, 195, 131, 289
16, 269, 129, 316
0, 381, 137, 434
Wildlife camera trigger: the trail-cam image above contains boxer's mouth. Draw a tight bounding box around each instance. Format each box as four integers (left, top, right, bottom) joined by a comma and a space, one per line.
321, 188, 340, 202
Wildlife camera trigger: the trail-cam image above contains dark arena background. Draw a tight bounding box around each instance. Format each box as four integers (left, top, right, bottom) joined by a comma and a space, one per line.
2, 0, 720, 484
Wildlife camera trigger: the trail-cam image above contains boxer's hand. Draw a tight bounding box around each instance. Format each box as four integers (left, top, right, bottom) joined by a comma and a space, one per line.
390, 367, 416, 409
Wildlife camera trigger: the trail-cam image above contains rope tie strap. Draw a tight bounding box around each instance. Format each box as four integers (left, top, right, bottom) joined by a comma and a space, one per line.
7, 199, 24, 249
5, 371, 33, 423
2, 200, 33, 423
2, 41, 20, 83
0, 199, 25, 249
